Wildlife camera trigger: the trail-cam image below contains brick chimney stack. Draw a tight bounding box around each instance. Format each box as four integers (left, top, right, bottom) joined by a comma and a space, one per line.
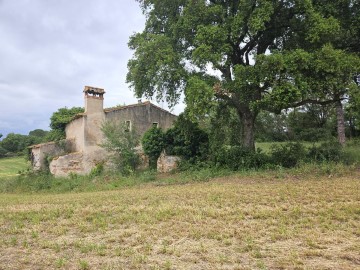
83, 86, 105, 114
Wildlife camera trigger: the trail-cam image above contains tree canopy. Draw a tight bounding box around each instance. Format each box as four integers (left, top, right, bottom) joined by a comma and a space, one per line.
127, 0, 359, 149
49, 107, 84, 132
46, 107, 84, 141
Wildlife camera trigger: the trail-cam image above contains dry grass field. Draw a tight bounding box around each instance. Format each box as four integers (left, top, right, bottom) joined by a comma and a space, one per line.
0, 173, 359, 270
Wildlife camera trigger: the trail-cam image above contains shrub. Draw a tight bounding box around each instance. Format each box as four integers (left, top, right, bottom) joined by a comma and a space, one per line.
214, 146, 270, 170
101, 121, 140, 175
307, 141, 343, 162
164, 114, 209, 162
270, 142, 306, 168
0, 146, 7, 158
142, 127, 165, 169
297, 128, 332, 142
89, 162, 104, 177
1, 133, 29, 154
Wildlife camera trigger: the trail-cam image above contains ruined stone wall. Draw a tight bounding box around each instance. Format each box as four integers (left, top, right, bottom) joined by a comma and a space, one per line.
105, 102, 177, 136
49, 152, 84, 177
30, 140, 72, 171
157, 151, 181, 173
34, 99, 177, 177
54, 99, 107, 177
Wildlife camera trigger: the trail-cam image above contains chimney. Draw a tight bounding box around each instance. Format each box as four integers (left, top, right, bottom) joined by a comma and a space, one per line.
83, 86, 105, 114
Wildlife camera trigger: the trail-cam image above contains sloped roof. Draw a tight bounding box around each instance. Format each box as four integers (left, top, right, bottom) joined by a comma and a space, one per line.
83, 86, 105, 94
28, 141, 57, 149
104, 101, 177, 116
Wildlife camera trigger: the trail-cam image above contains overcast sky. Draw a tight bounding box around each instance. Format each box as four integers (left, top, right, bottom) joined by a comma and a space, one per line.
0, 0, 184, 137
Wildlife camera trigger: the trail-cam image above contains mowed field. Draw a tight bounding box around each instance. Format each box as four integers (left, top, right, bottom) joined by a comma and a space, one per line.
0, 157, 28, 177
1, 174, 359, 269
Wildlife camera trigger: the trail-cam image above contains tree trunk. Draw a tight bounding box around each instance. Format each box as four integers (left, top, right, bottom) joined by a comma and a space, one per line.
335, 99, 346, 146
237, 108, 256, 151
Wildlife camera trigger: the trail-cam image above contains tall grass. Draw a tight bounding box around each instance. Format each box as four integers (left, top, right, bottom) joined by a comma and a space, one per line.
1, 139, 359, 194
343, 139, 360, 163
1, 161, 358, 194
256, 141, 321, 153
0, 167, 235, 194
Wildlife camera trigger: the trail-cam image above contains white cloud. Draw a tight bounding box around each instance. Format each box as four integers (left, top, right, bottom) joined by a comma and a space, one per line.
0, 0, 178, 136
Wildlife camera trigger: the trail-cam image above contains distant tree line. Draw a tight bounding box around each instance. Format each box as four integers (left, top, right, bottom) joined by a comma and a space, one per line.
0, 107, 83, 158
0, 129, 49, 158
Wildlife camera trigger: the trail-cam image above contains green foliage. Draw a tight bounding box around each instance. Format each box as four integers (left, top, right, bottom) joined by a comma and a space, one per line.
304, 45, 359, 100
128, 1, 359, 149
0, 171, 80, 193
0, 133, 31, 154
346, 87, 360, 137
287, 105, 334, 141
142, 127, 165, 169
0, 133, 24, 153
26, 129, 49, 147
214, 146, 270, 171
270, 142, 307, 168
164, 114, 209, 162
89, 163, 104, 177
44, 129, 65, 142
208, 104, 242, 151
307, 141, 343, 162
255, 111, 289, 142
343, 139, 360, 164
48, 107, 84, 140
1, 147, 359, 194
123, 1, 299, 148
311, 0, 360, 53
101, 121, 140, 175
0, 146, 6, 158
28, 129, 48, 138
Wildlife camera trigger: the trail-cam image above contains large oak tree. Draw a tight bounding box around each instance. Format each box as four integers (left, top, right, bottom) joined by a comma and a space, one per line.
127, 0, 352, 150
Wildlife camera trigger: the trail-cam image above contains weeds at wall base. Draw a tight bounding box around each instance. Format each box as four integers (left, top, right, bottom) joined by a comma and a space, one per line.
0, 160, 358, 194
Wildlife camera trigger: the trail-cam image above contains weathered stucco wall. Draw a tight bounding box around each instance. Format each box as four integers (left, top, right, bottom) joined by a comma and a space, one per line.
85, 95, 104, 114
105, 102, 177, 136
65, 117, 85, 152
83, 96, 106, 156
31, 141, 72, 171
157, 151, 181, 173
49, 152, 84, 177
84, 113, 105, 151
31, 90, 177, 177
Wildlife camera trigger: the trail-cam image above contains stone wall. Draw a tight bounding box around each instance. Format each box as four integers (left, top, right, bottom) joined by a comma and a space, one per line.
105, 102, 177, 136
157, 151, 181, 173
65, 117, 84, 152
30, 95, 177, 177
49, 152, 84, 177
30, 140, 73, 171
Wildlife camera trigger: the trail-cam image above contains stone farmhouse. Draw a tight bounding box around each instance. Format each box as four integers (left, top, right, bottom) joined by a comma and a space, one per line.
30, 86, 177, 177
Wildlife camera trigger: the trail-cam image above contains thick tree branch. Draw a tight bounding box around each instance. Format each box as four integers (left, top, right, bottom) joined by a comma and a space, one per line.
290, 97, 345, 108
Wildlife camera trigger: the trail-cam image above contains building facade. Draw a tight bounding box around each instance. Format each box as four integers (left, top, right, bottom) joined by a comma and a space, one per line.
30, 86, 177, 177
